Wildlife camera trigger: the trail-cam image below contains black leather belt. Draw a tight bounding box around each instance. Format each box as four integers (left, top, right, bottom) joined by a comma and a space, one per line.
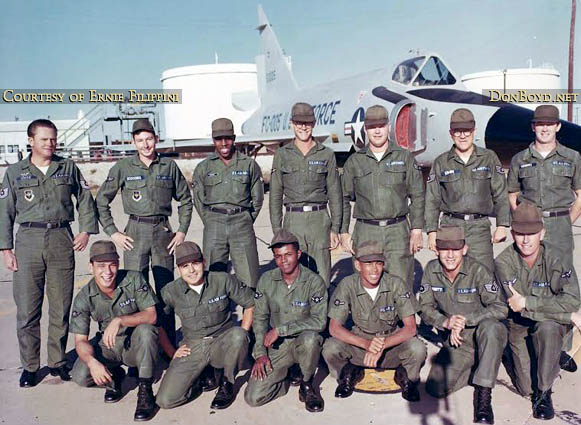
20, 221, 69, 229
357, 216, 406, 227
443, 212, 488, 221
285, 204, 327, 212
129, 215, 167, 224
207, 206, 247, 215
542, 209, 569, 218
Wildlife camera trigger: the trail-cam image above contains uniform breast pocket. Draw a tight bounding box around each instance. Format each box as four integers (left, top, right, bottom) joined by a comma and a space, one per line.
518, 166, 537, 180
471, 169, 491, 194
208, 298, 229, 314
203, 174, 223, 202
123, 180, 148, 204
307, 165, 327, 187
281, 165, 300, 187
231, 174, 250, 197
16, 178, 40, 209
154, 179, 173, 205
440, 172, 462, 202
381, 167, 406, 187
353, 169, 372, 192
52, 176, 74, 197
456, 292, 479, 304
530, 284, 552, 298
551, 165, 573, 185
177, 306, 198, 321
378, 307, 397, 324
291, 301, 311, 316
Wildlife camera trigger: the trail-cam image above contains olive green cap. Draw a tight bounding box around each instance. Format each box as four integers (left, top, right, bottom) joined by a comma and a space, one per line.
532, 105, 559, 123
175, 241, 204, 266
355, 240, 385, 262
269, 229, 299, 249
436, 226, 465, 250
511, 201, 543, 234
450, 108, 475, 130
364, 105, 389, 127
90, 240, 119, 262
212, 118, 235, 139
132, 118, 155, 135
291, 102, 315, 123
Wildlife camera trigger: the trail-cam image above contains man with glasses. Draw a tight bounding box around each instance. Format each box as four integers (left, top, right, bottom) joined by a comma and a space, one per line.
269, 102, 342, 288
425, 108, 510, 272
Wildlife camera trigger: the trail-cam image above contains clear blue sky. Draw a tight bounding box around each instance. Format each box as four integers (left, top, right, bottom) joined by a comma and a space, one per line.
0, 0, 577, 122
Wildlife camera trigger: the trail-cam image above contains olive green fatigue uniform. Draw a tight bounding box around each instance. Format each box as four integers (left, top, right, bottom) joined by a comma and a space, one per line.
0, 155, 98, 372
155, 273, 255, 409
192, 150, 264, 288
96, 154, 193, 342
507, 143, 581, 269
495, 242, 580, 396
341, 144, 425, 288
419, 256, 508, 397
269, 142, 342, 287
323, 272, 426, 381
70, 270, 159, 387
244, 265, 327, 407
425, 146, 510, 271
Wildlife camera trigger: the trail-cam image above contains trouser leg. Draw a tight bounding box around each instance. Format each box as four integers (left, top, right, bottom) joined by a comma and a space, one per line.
203, 212, 230, 273
228, 212, 260, 289
532, 321, 567, 392
209, 327, 250, 383
472, 319, 507, 388
506, 319, 534, 396
321, 337, 358, 379
378, 337, 427, 382
151, 221, 176, 343
291, 331, 323, 381
121, 324, 159, 380
71, 337, 123, 388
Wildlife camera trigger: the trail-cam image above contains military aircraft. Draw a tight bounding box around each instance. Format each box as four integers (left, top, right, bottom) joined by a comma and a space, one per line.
134, 5, 581, 166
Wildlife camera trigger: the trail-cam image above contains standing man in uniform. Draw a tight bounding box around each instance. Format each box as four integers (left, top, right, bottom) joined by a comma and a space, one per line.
0, 119, 99, 387
192, 117, 264, 288
419, 226, 507, 424
70, 241, 159, 422
245, 230, 327, 412
155, 241, 255, 411
323, 240, 426, 401
507, 104, 581, 271
96, 118, 193, 344
425, 108, 510, 272
495, 202, 580, 420
340, 105, 424, 288
269, 102, 342, 287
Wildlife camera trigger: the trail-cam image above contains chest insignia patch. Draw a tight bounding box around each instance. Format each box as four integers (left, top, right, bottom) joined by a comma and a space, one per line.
419, 284, 430, 294
495, 165, 506, 174
484, 282, 498, 293
132, 191, 142, 202
379, 305, 395, 312
254, 291, 263, 299
208, 294, 227, 304
23, 189, 34, 202
0, 187, 9, 199
333, 299, 345, 306
399, 291, 410, 299
119, 298, 136, 307
71, 310, 81, 318
561, 269, 572, 279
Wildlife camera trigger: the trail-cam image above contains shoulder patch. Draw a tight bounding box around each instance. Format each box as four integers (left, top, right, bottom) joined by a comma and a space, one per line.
427, 174, 435, 183
484, 282, 498, 293
239, 282, 247, 289
254, 291, 263, 299
419, 284, 430, 294
561, 269, 572, 279
333, 299, 345, 306
71, 310, 81, 318
399, 291, 410, 299
105, 176, 115, 182
495, 165, 506, 174
0, 187, 9, 199
311, 295, 324, 304
137, 284, 149, 292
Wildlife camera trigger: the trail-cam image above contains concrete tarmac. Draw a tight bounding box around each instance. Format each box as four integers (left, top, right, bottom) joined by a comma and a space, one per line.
0, 193, 580, 425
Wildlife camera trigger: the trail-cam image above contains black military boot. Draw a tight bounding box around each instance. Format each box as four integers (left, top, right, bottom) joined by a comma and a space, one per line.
49, 365, 71, 381
289, 364, 304, 387
394, 366, 420, 402
533, 389, 555, 420
559, 351, 577, 373
334, 363, 364, 398
299, 378, 324, 412
134, 378, 158, 422
210, 377, 235, 410
201, 366, 220, 392
104, 367, 125, 403
19, 369, 38, 388
473, 385, 494, 424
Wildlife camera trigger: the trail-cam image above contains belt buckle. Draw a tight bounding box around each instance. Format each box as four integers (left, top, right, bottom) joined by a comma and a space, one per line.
378, 220, 388, 227
542, 211, 551, 217
47, 223, 57, 229
464, 214, 470, 221
303, 206, 313, 212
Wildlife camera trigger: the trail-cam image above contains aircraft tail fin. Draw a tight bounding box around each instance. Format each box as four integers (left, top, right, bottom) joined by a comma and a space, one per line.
256, 5, 298, 101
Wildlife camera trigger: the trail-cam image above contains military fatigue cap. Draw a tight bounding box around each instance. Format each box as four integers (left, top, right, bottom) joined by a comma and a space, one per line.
132, 118, 155, 135
364, 105, 389, 127
435, 226, 465, 250
355, 240, 385, 262
532, 104, 559, 123
269, 228, 298, 249
291, 102, 315, 123
90, 240, 119, 262
450, 108, 475, 130
175, 241, 203, 266
511, 201, 543, 234
211, 118, 235, 138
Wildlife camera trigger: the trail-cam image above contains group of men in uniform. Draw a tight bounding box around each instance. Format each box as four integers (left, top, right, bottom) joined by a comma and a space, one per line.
0, 101, 580, 423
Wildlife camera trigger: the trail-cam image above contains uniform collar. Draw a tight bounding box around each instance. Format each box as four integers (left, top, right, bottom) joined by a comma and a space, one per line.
179, 275, 208, 294
21, 154, 64, 177
433, 256, 470, 279
514, 241, 546, 270
131, 153, 159, 168
525, 142, 567, 160
355, 272, 391, 296
286, 140, 324, 156
446, 145, 485, 163
208, 149, 239, 163
272, 264, 307, 292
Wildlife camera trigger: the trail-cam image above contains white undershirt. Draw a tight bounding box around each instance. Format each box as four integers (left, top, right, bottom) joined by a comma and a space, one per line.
37, 165, 50, 175
538, 150, 550, 158
372, 150, 386, 161
188, 284, 203, 294
364, 286, 379, 301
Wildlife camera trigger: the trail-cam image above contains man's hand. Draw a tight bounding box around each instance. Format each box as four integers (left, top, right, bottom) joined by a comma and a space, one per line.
173, 344, 191, 359
167, 231, 186, 255
88, 358, 113, 386
263, 328, 279, 348
492, 226, 507, 244
409, 229, 423, 254
508, 289, 526, 313
251, 355, 273, 380
450, 328, 463, 347
340, 233, 354, 254
329, 231, 340, 250
2, 249, 18, 271
102, 317, 122, 349
428, 232, 437, 252
111, 232, 134, 251
363, 350, 383, 368
571, 311, 581, 331
367, 336, 385, 355
443, 315, 466, 331
72, 232, 90, 251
